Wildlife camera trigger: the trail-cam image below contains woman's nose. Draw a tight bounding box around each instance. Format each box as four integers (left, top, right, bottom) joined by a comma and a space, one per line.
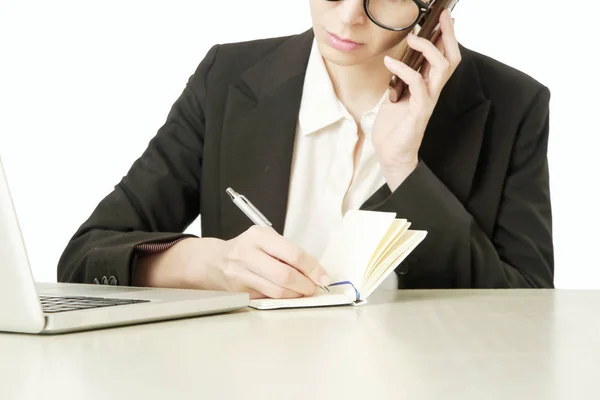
337, 0, 368, 27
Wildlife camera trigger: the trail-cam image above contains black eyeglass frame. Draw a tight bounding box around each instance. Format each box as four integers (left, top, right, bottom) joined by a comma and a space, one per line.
363, 0, 437, 31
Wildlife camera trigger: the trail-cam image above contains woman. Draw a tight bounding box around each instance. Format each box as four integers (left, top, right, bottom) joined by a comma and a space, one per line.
57, 0, 554, 298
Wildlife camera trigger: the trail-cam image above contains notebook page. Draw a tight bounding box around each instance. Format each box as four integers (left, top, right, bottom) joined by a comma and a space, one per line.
318, 210, 397, 289
361, 230, 427, 299
363, 219, 410, 281
249, 210, 398, 310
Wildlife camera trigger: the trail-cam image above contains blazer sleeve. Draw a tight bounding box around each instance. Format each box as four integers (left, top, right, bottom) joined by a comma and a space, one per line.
362, 87, 554, 288
56, 44, 221, 286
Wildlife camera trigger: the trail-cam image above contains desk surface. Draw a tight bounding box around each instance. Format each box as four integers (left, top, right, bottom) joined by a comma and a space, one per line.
1, 289, 599, 400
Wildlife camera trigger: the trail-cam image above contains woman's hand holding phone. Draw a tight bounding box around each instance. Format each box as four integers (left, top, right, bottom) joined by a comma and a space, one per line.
371, 8, 461, 192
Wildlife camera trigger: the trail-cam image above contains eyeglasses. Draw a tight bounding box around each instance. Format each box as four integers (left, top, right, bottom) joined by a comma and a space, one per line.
367, 0, 439, 31
326, 0, 438, 32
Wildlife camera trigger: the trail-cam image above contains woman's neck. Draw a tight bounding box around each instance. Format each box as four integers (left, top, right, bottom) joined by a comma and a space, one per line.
323, 40, 408, 121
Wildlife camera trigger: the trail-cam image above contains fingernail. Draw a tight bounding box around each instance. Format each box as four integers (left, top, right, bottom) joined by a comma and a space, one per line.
320, 275, 332, 287
384, 55, 398, 65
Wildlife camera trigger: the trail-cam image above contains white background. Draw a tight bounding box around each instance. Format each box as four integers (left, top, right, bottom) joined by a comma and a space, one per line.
1, 1, 598, 288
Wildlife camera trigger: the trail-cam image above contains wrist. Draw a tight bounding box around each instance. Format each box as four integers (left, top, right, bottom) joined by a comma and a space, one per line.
180, 237, 230, 291
383, 157, 419, 192
133, 239, 189, 288
133, 237, 227, 290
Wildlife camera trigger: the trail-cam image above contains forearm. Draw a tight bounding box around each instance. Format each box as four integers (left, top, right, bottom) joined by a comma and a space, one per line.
57, 227, 196, 286
362, 161, 553, 289
57, 182, 198, 286
58, 45, 221, 287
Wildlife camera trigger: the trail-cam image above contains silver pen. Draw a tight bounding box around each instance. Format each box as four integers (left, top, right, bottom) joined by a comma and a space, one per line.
226, 187, 330, 293
226, 187, 272, 227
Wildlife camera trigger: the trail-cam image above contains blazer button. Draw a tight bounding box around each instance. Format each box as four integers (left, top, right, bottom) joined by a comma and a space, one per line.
398, 257, 419, 276
93, 278, 100, 285
108, 276, 118, 286
101, 276, 108, 285
397, 263, 411, 276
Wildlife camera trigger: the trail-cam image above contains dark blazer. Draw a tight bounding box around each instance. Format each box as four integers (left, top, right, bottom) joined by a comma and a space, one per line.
57, 29, 554, 289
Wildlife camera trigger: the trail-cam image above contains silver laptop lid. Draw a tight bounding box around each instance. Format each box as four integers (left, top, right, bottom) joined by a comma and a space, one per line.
0, 155, 46, 333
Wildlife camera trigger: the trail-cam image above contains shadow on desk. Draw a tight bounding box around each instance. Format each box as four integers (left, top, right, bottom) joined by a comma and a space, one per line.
364, 287, 555, 306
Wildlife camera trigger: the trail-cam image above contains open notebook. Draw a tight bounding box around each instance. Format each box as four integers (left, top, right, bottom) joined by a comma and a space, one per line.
250, 210, 427, 310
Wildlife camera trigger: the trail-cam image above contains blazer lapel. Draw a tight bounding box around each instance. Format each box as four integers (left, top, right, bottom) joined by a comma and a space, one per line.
362, 44, 491, 209
220, 30, 314, 239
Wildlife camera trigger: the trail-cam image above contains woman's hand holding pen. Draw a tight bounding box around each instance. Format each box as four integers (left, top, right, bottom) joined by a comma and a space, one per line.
209, 226, 332, 299
135, 188, 332, 299
371, 9, 461, 191
135, 231, 332, 300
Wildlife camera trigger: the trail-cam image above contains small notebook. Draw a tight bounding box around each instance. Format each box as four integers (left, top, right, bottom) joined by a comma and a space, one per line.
250, 209, 427, 310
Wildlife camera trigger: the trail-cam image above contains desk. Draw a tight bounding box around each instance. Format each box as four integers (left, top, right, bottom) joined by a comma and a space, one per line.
1, 289, 598, 399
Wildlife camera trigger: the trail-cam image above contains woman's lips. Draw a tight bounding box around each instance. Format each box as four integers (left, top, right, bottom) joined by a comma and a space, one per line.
325, 31, 363, 52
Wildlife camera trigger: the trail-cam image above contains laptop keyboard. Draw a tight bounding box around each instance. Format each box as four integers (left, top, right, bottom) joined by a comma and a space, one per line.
39, 295, 150, 314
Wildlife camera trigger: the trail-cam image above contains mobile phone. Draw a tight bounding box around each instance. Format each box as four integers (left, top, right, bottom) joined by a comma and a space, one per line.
388, 0, 460, 103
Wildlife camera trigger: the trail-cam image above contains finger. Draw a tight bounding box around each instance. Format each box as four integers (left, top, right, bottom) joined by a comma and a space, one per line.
384, 56, 430, 108
233, 266, 304, 299
247, 248, 316, 296
250, 226, 332, 287
247, 288, 266, 300
406, 33, 448, 71
439, 9, 461, 68
406, 33, 450, 93
420, 30, 446, 80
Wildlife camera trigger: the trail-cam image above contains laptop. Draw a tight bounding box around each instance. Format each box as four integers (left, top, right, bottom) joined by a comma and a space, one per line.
0, 156, 249, 335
